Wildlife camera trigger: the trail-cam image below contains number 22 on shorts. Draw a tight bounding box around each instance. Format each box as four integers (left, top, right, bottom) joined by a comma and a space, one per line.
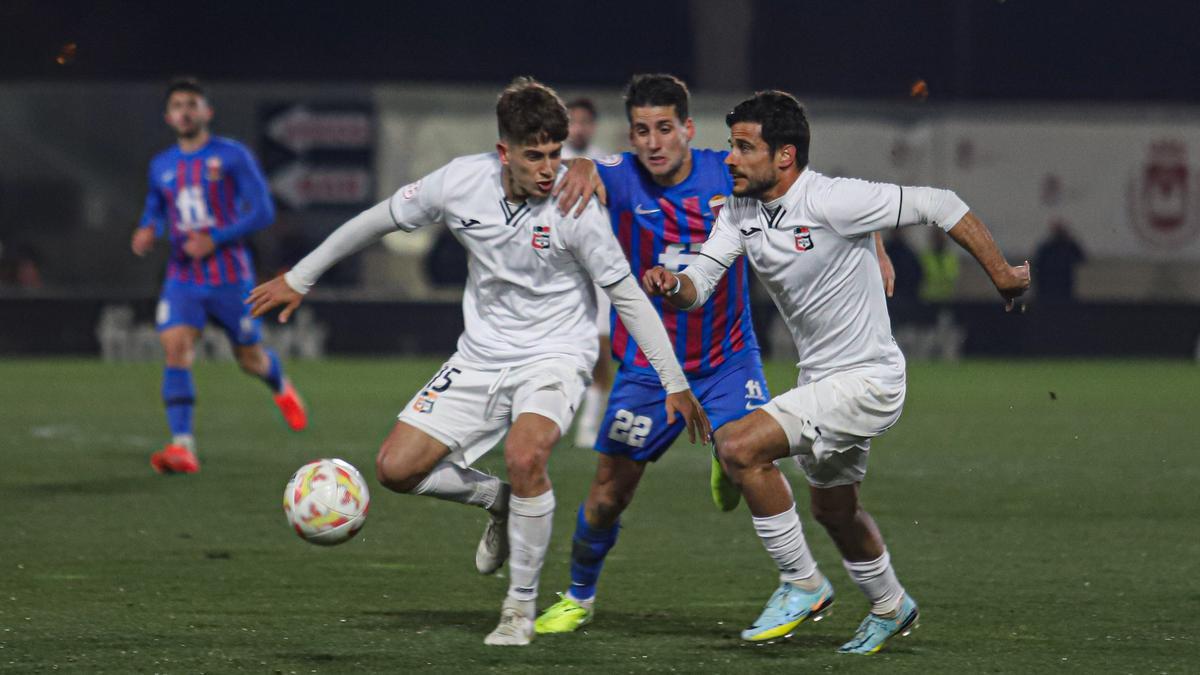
608, 409, 652, 447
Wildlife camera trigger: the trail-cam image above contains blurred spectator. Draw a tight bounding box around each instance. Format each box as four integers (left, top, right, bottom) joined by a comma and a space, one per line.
1033, 220, 1086, 302
562, 98, 608, 160
0, 242, 44, 289
919, 230, 958, 303
425, 228, 468, 287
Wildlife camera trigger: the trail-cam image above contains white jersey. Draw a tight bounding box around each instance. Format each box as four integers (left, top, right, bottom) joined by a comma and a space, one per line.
685, 169, 968, 383
389, 153, 630, 371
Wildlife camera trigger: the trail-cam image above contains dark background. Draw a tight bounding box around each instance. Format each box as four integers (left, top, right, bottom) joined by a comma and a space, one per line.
3, 0, 1198, 102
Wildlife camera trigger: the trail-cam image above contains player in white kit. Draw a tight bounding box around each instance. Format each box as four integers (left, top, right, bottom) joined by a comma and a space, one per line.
248, 78, 709, 647
644, 91, 1030, 655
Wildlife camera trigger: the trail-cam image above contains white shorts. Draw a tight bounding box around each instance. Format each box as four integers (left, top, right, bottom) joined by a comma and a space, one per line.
761, 364, 906, 488
397, 355, 590, 467
594, 284, 611, 338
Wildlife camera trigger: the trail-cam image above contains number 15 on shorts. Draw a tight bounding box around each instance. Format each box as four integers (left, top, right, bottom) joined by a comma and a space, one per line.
608, 409, 652, 448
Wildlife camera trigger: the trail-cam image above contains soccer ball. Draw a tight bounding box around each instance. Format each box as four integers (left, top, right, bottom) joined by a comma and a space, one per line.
283, 459, 370, 546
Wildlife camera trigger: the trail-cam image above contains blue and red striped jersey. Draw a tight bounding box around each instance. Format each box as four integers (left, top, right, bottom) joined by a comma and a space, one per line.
139, 136, 275, 286
596, 148, 759, 379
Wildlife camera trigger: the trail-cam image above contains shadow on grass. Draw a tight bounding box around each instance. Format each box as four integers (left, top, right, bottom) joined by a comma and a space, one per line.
13, 478, 155, 496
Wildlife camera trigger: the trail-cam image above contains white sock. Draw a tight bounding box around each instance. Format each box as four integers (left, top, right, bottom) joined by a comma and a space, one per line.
172, 434, 195, 452
411, 461, 504, 511
843, 549, 905, 617
752, 506, 821, 588
507, 490, 556, 603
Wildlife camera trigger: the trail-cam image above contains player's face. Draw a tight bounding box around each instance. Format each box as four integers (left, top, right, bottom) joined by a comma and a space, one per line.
164, 91, 212, 140
726, 122, 779, 199
567, 108, 596, 151
628, 105, 694, 184
498, 138, 563, 200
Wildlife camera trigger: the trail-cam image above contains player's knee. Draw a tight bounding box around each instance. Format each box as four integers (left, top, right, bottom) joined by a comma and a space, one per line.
715, 435, 759, 476
588, 489, 632, 526
374, 444, 425, 493
161, 340, 193, 367
503, 448, 547, 484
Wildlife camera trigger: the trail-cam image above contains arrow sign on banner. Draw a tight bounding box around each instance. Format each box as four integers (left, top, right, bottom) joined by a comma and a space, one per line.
269, 163, 371, 209
266, 105, 372, 154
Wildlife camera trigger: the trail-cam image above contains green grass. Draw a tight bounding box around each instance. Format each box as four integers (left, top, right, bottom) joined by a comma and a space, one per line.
0, 358, 1197, 673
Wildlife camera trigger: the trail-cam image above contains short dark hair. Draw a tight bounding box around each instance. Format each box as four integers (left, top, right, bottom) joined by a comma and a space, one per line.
165, 77, 205, 104
496, 76, 569, 145
623, 74, 689, 122
725, 90, 810, 168
567, 97, 597, 119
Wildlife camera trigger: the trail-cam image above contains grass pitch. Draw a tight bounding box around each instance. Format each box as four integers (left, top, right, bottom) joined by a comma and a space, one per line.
0, 357, 1196, 673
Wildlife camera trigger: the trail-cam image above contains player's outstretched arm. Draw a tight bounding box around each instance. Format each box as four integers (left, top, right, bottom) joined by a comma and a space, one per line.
552, 158, 606, 217
247, 275, 304, 323
603, 275, 712, 443
247, 200, 401, 322
946, 211, 1031, 311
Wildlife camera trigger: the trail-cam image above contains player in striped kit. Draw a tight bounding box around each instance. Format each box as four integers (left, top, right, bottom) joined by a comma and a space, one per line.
539, 75, 896, 634
131, 78, 307, 474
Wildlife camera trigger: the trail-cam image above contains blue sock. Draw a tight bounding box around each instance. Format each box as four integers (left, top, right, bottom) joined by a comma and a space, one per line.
568, 504, 620, 602
260, 348, 285, 393
162, 367, 195, 436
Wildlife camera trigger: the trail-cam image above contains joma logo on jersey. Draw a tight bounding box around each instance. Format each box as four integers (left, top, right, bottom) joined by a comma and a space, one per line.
794, 227, 814, 252
531, 224, 551, 249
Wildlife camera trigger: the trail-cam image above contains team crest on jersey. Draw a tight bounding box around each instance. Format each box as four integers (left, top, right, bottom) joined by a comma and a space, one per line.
205, 157, 223, 181
596, 154, 623, 167
794, 227, 814, 252
413, 390, 438, 414
708, 194, 726, 218
532, 224, 551, 249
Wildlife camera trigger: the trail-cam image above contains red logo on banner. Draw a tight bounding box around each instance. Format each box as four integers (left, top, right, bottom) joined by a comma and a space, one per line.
1128, 140, 1200, 248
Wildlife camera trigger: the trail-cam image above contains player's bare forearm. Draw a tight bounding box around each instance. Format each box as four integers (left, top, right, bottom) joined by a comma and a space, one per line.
642, 267, 697, 310
946, 211, 1031, 309
874, 232, 895, 297
246, 274, 304, 323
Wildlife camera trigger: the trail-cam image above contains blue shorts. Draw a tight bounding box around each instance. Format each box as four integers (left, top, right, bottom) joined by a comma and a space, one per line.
595, 351, 770, 462
156, 280, 262, 346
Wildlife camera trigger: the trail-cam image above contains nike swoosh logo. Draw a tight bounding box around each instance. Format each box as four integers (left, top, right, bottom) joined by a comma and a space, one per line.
635, 204, 661, 215
740, 227, 762, 236
460, 218, 480, 228
744, 402, 763, 410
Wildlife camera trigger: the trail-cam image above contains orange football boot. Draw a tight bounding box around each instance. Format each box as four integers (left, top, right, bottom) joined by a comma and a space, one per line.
150, 444, 200, 474
273, 379, 308, 431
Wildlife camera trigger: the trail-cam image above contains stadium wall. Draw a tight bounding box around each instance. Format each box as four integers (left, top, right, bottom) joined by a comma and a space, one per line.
3, 83, 1200, 301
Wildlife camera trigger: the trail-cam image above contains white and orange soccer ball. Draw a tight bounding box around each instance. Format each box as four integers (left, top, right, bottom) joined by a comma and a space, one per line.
283, 459, 370, 545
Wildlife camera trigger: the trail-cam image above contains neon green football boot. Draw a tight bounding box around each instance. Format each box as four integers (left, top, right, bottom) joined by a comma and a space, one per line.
711, 454, 741, 511
535, 593, 594, 634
